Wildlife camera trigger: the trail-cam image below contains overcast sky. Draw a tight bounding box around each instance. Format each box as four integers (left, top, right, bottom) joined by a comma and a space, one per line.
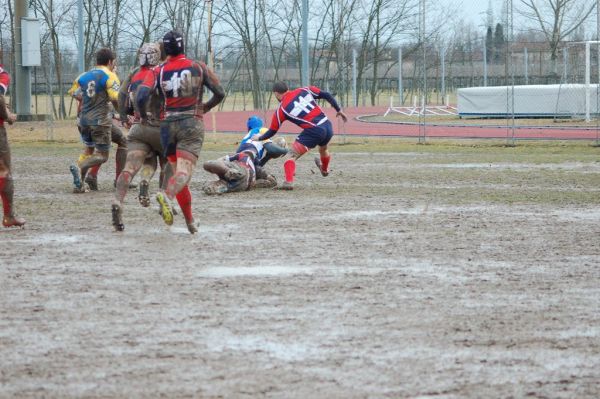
459, 0, 494, 27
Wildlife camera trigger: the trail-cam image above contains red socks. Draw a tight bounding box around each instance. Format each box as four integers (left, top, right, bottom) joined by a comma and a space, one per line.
284, 159, 296, 183
0, 177, 9, 216
320, 155, 331, 173
176, 185, 193, 222
89, 165, 100, 177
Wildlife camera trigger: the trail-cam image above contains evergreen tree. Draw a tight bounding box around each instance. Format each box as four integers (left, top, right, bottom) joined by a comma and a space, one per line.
485, 26, 493, 65
494, 23, 505, 63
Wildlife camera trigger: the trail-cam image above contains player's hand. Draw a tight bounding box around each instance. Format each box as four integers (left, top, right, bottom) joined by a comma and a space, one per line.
336, 111, 348, 123
251, 134, 262, 141
7, 112, 17, 125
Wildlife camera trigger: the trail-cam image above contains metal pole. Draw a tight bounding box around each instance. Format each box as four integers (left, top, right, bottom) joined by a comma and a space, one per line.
440, 46, 445, 104
14, 0, 31, 117
419, 0, 426, 143
301, 0, 309, 86
483, 37, 487, 87
352, 48, 357, 107
398, 46, 403, 105
524, 47, 528, 85
586, 41, 591, 122
563, 47, 568, 82
205, 0, 216, 133
78, 0, 84, 73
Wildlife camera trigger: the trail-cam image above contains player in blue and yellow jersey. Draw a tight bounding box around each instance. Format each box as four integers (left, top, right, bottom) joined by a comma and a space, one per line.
254, 81, 348, 190
68, 48, 121, 193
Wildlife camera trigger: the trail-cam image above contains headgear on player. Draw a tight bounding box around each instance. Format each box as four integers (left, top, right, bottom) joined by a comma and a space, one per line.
246, 115, 263, 131
138, 43, 161, 67
162, 31, 184, 56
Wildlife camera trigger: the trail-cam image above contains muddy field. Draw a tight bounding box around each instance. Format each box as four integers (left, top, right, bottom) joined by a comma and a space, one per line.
1, 133, 600, 398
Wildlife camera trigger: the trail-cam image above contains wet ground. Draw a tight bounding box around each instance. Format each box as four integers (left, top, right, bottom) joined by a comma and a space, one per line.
1, 141, 599, 398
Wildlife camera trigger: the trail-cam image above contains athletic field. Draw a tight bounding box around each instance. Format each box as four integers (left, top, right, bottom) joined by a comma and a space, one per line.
1, 123, 599, 397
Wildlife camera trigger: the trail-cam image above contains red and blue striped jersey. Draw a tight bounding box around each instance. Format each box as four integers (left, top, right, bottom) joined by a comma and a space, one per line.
157, 54, 203, 119
268, 86, 340, 132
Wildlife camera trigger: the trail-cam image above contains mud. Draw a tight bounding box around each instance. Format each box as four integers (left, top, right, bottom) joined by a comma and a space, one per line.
1, 144, 599, 398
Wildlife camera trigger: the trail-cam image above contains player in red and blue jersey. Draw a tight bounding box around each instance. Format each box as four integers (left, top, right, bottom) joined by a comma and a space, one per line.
0, 64, 25, 227
111, 42, 168, 232
137, 31, 224, 233
255, 81, 347, 190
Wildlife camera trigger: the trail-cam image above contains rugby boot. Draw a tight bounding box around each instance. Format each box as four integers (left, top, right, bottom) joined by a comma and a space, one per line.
138, 180, 150, 207
69, 164, 84, 193
279, 181, 294, 190
156, 192, 174, 226
111, 203, 124, 232
3, 214, 26, 228
314, 157, 329, 177
186, 218, 198, 234
85, 174, 98, 191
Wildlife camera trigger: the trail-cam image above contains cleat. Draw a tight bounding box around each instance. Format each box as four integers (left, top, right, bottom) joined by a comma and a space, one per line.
111, 204, 124, 231
279, 181, 294, 190
85, 174, 98, 191
186, 219, 198, 234
138, 180, 150, 207
3, 214, 26, 228
114, 180, 138, 189
314, 157, 329, 177
69, 164, 82, 191
156, 192, 174, 226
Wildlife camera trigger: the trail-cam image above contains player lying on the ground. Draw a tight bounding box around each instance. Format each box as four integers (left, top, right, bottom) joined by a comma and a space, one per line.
202, 140, 278, 195
240, 115, 288, 167
253, 81, 348, 190
0, 64, 25, 228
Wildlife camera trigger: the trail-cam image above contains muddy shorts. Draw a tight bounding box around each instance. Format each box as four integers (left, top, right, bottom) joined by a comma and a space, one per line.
0, 126, 10, 165
226, 161, 254, 192
160, 117, 204, 158
80, 125, 111, 152
111, 124, 127, 148
127, 123, 162, 154
297, 120, 334, 149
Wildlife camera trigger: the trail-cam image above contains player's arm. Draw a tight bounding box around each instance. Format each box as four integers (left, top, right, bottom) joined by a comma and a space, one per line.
105, 71, 121, 109
0, 95, 16, 124
67, 75, 83, 101
200, 62, 225, 114
310, 85, 348, 122
0, 73, 16, 124
118, 71, 133, 122
134, 70, 157, 124
255, 108, 284, 141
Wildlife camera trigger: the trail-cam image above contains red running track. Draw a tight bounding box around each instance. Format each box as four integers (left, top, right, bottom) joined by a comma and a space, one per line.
204, 106, 600, 141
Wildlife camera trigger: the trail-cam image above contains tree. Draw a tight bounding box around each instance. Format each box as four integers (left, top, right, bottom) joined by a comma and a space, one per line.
517, 0, 595, 62
493, 23, 504, 63
32, 0, 77, 119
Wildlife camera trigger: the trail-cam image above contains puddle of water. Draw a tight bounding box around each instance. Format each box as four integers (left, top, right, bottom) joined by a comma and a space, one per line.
198, 265, 315, 278
205, 330, 316, 361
